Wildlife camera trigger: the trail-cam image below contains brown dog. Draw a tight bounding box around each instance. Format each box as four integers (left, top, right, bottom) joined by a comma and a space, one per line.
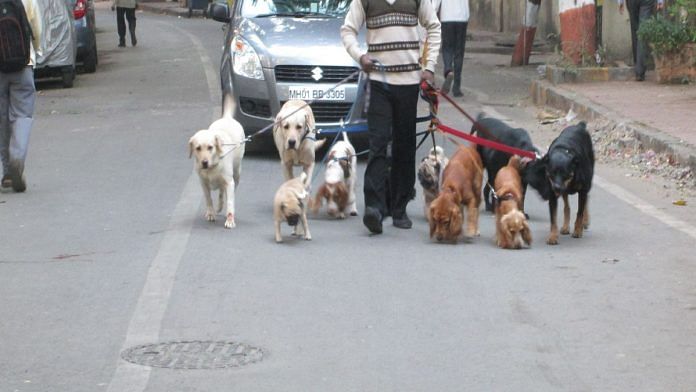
494, 156, 532, 249
429, 145, 483, 243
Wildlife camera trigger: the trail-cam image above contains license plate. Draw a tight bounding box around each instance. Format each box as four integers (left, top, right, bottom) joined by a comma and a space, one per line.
287, 86, 346, 101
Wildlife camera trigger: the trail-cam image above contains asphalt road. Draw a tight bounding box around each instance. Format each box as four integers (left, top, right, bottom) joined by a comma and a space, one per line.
1, 7, 695, 392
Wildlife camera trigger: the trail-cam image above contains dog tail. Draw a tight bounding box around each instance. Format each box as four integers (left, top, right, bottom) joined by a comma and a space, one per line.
314, 139, 327, 151
341, 131, 350, 143
222, 93, 236, 119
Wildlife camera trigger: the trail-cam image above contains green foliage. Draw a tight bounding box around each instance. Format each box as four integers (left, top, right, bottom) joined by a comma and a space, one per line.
637, 13, 695, 55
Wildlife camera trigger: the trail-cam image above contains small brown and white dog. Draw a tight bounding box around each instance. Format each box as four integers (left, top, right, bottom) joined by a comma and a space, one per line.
429, 145, 483, 243
188, 95, 245, 229
274, 172, 311, 243
494, 156, 532, 249
273, 99, 326, 188
418, 146, 449, 221
310, 132, 357, 219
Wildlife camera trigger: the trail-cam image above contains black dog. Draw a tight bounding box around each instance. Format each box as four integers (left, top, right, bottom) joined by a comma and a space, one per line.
470, 114, 538, 212
524, 122, 595, 245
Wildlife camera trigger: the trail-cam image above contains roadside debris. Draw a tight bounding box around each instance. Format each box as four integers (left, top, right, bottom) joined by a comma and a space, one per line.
673, 199, 687, 206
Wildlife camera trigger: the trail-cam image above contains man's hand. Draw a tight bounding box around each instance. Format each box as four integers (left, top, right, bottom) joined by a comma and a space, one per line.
421, 70, 435, 86
359, 55, 374, 73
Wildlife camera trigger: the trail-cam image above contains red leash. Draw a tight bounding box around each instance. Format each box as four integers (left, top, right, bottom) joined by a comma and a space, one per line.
419, 81, 537, 160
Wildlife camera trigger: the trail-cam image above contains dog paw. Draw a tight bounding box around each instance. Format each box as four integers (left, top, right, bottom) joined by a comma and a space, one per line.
546, 236, 559, 245
224, 213, 235, 229
350, 211, 358, 216
205, 210, 216, 222
572, 230, 583, 238
304, 235, 312, 241
560, 227, 570, 235
275, 237, 283, 243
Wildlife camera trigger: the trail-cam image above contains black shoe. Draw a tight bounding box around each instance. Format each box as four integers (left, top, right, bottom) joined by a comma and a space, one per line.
8, 163, 25, 193
453, 89, 463, 97
392, 212, 412, 229
441, 71, 454, 94
118, 41, 126, 48
363, 207, 383, 234
635, 74, 645, 81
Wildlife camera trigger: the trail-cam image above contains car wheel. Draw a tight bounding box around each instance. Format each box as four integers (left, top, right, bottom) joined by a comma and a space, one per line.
62, 67, 75, 88
83, 43, 97, 74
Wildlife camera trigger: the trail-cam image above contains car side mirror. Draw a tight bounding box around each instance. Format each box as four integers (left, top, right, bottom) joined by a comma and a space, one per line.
209, 3, 231, 23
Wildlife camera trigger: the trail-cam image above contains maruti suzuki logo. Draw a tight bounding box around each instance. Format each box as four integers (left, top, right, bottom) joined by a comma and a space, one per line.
311, 67, 323, 81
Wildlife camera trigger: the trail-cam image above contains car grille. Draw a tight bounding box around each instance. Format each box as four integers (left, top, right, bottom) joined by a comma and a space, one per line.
307, 102, 354, 124
275, 65, 360, 83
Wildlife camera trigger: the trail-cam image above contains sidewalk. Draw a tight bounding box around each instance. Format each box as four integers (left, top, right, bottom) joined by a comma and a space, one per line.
137, 0, 195, 17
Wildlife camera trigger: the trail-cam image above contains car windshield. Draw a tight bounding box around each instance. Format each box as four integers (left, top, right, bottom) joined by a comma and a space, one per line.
241, 0, 351, 18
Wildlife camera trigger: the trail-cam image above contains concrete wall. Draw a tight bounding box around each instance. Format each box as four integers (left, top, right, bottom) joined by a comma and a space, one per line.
468, 0, 633, 63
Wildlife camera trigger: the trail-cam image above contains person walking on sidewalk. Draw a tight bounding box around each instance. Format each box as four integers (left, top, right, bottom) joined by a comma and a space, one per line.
433, 0, 469, 97
618, 0, 664, 81
113, 0, 137, 47
341, 0, 441, 234
0, 0, 42, 192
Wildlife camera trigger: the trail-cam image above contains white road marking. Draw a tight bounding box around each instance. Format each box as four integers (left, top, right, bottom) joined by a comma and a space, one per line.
107, 22, 219, 392
594, 175, 696, 241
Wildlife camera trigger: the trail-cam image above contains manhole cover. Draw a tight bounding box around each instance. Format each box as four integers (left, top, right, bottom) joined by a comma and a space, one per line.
121, 340, 263, 369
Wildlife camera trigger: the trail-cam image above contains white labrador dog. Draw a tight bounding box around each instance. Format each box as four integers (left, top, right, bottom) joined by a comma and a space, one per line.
188, 95, 245, 228
273, 99, 326, 188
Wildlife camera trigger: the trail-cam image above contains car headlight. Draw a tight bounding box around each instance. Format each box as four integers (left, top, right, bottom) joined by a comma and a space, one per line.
232, 37, 264, 80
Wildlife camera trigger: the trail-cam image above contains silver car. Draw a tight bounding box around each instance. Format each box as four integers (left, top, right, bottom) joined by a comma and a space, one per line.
209, 0, 365, 148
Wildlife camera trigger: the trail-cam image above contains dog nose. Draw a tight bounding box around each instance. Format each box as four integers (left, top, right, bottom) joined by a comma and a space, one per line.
436, 234, 444, 242
201, 160, 209, 169
288, 139, 296, 149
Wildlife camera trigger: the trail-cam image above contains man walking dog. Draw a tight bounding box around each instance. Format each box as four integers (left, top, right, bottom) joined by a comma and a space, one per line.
341, 0, 441, 234
0, 0, 42, 192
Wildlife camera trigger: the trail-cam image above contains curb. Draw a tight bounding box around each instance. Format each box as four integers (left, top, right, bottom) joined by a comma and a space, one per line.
531, 79, 696, 172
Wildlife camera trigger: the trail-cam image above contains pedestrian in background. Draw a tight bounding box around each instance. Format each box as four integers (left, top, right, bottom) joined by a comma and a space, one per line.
113, 0, 137, 47
619, 0, 664, 81
0, 0, 42, 192
434, 0, 469, 97
341, 0, 441, 234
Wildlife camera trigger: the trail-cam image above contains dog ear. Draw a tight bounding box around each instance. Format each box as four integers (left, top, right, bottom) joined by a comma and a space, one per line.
214, 135, 224, 155
450, 206, 463, 236
188, 137, 195, 159
304, 106, 315, 134
522, 219, 532, 245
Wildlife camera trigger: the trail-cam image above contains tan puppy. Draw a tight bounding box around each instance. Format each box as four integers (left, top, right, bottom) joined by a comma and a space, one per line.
494, 156, 532, 249
274, 172, 311, 243
273, 99, 326, 188
189, 95, 245, 229
418, 146, 449, 221
310, 132, 358, 218
429, 145, 483, 243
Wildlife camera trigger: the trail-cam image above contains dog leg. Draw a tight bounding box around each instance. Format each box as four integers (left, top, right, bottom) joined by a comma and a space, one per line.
301, 211, 311, 241
560, 193, 571, 235
283, 161, 294, 181
201, 181, 216, 222
275, 219, 283, 243
349, 182, 358, 216
224, 177, 236, 229
466, 202, 480, 238
217, 188, 225, 214
573, 191, 588, 238
547, 196, 559, 245
303, 162, 314, 189
495, 211, 507, 248
483, 182, 493, 212
583, 197, 590, 229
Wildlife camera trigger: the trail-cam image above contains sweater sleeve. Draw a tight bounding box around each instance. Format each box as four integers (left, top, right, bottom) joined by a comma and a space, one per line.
340, 0, 366, 64
419, 0, 441, 73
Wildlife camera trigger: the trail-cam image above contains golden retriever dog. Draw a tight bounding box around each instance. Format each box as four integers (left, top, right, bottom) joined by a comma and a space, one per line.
310, 132, 357, 218
429, 145, 483, 243
494, 156, 532, 249
188, 95, 245, 229
274, 173, 311, 243
273, 100, 326, 188
417, 146, 449, 221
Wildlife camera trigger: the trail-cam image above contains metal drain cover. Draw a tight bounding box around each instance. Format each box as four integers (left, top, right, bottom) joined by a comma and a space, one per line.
121, 340, 263, 369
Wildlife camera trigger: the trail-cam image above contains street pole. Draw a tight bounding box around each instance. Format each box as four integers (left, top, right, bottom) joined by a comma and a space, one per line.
511, 0, 541, 66
559, 0, 597, 65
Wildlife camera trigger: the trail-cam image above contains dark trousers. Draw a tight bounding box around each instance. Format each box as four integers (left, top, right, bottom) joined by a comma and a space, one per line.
627, 0, 655, 77
364, 81, 419, 218
441, 22, 468, 92
117, 7, 136, 42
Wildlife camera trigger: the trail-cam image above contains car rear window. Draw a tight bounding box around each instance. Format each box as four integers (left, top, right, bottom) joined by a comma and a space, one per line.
241, 0, 352, 18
